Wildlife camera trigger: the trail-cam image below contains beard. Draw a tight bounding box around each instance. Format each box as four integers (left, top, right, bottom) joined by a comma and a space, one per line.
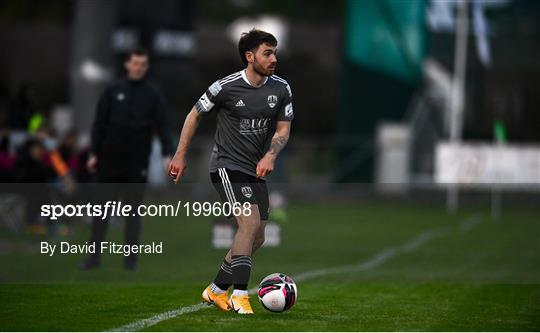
253, 59, 275, 76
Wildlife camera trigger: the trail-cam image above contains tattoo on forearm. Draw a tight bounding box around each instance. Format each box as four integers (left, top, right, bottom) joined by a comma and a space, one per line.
268, 135, 289, 156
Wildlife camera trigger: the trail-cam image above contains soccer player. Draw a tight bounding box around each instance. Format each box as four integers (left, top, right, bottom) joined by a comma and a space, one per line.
168, 29, 293, 314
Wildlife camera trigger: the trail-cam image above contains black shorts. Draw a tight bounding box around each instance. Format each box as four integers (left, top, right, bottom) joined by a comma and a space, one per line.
210, 168, 269, 220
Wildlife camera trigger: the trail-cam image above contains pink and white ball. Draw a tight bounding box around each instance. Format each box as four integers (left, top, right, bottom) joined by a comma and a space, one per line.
257, 273, 297, 312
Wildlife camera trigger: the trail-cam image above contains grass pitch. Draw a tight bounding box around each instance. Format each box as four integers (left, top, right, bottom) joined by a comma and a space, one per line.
1, 200, 539, 331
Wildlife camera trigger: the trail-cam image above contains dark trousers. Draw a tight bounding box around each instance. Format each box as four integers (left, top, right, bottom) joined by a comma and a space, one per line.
89, 163, 147, 262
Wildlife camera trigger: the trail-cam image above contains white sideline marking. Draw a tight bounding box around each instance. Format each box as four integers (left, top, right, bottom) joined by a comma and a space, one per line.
110, 303, 209, 332
460, 215, 482, 233
109, 216, 481, 332
291, 229, 442, 283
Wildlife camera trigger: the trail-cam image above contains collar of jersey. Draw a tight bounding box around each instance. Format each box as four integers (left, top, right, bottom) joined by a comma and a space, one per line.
241, 69, 268, 88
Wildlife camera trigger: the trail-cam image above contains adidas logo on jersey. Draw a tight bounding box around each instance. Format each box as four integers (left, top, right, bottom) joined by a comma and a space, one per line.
235, 99, 246, 107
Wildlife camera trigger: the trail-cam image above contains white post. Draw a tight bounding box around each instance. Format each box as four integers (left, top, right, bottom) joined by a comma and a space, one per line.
447, 0, 469, 214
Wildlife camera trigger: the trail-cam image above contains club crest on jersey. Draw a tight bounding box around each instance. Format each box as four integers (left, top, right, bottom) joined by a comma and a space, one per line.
240, 119, 251, 130
267, 95, 278, 108
241, 186, 253, 198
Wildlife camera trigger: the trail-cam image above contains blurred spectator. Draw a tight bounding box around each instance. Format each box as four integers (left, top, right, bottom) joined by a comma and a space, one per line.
58, 129, 92, 183
14, 138, 54, 234
0, 116, 16, 182
58, 130, 79, 169
9, 83, 38, 131
15, 137, 54, 182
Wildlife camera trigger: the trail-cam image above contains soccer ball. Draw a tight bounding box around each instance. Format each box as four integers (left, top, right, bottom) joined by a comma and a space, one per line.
257, 273, 297, 312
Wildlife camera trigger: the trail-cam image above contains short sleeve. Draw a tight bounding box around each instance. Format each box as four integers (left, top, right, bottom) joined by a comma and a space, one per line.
277, 83, 294, 121
194, 80, 223, 113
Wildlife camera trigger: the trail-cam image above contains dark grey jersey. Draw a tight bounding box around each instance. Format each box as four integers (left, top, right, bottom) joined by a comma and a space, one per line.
195, 70, 294, 177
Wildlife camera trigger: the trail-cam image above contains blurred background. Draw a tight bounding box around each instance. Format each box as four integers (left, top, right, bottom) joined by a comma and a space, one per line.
1, 0, 539, 184
0, 0, 539, 283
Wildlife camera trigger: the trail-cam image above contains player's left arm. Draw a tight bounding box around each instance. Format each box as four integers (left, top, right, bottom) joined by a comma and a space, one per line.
256, 121, 291, 178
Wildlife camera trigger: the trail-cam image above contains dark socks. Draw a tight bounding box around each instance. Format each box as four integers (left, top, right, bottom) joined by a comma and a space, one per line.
213, 259, 232, 290
231, 255, 252, 290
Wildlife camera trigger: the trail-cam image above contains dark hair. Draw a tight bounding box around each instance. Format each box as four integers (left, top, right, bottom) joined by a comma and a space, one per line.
126, 47, 149, 61
238, 29, 277, 65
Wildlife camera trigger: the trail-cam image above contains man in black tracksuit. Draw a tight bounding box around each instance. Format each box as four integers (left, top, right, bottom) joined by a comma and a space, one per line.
81, 48, 173, 270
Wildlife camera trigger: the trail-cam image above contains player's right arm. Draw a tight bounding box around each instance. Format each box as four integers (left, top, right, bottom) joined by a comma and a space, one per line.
168, 106, 203, 184
168, 80, 223, 184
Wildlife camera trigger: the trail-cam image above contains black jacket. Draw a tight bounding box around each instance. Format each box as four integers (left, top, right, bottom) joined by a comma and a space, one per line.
90, 78, 174, 168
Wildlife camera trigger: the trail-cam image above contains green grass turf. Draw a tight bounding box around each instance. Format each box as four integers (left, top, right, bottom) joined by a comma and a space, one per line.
1, 283, 538, 331
1, 202, 539, 330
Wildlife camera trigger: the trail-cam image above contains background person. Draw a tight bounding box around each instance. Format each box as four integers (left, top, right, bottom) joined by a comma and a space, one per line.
81, 48, 174, 271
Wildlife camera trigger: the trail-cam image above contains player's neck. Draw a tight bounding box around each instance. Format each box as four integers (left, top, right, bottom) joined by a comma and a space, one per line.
244, 67, 267, 88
